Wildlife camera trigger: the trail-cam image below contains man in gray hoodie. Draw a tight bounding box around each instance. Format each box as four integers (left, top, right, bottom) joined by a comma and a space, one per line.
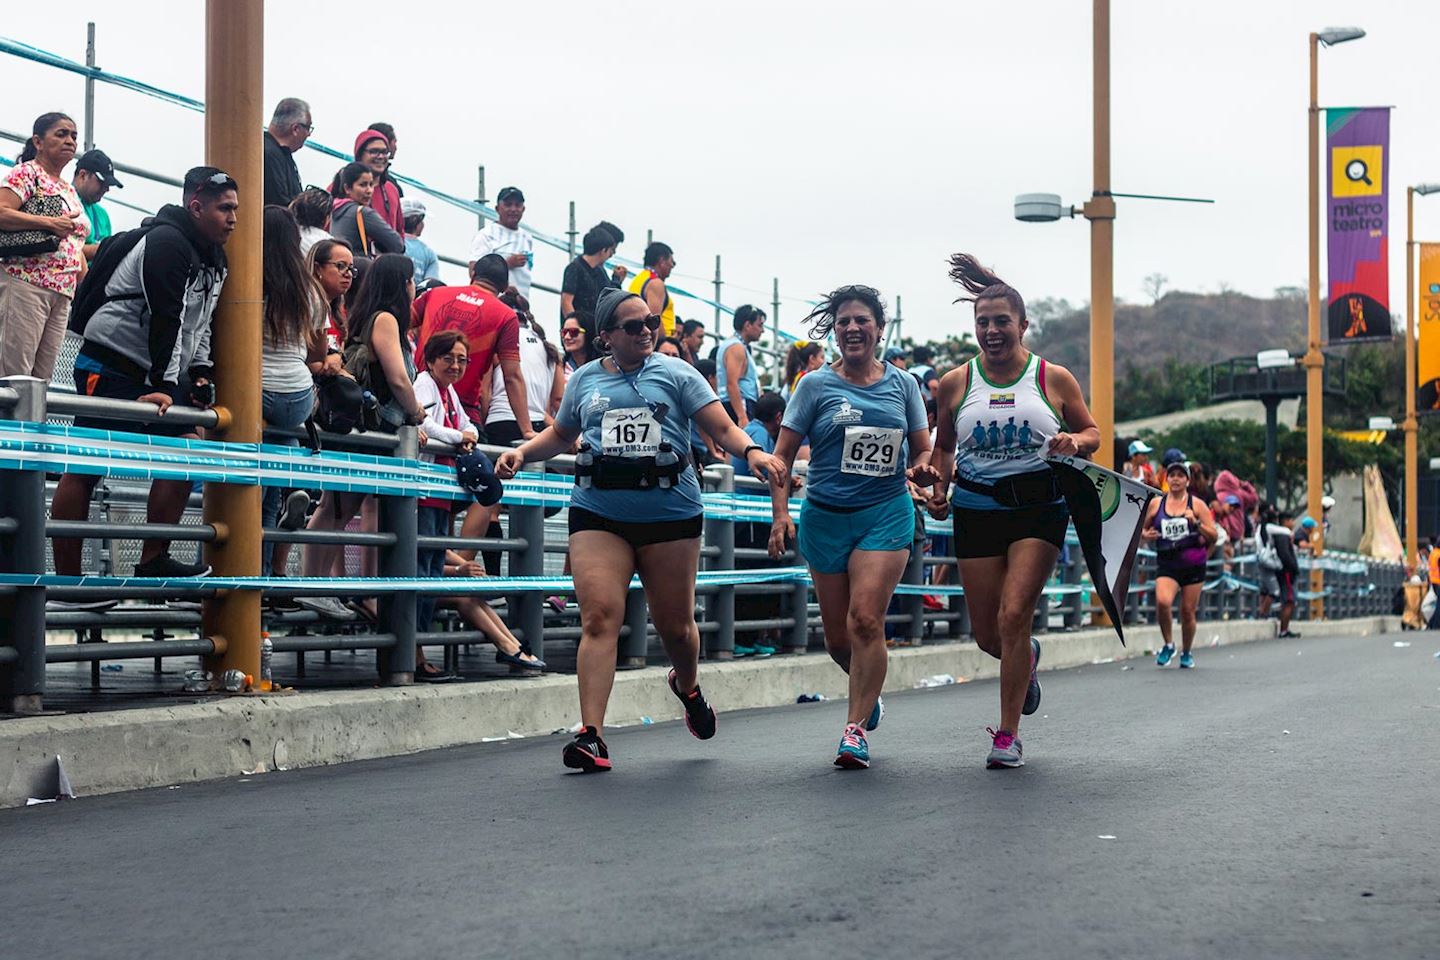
48, 167, 237, 604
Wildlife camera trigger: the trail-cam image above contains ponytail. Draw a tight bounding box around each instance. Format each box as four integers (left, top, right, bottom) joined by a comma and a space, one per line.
949, 252, 1026, 321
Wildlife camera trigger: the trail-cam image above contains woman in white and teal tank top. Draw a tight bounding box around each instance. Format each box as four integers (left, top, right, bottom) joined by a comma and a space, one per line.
929, 253, 1100, 771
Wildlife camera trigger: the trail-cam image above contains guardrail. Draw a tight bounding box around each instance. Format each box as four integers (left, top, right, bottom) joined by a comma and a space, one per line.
0, 374, 1405, 712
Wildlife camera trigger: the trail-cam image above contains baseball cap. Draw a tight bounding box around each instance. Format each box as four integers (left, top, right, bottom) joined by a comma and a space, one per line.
400, 198, 427, 219
1224, 494, 1241, 506
1161, 447, 1186, 467
1321, 495, 1336, 510
496, 186, 525, 204
1164, 460, 1188, 476
884, 346, 907, 361
1300, 516, 1317, 529
76, 149, 123, 188
1127, 440, 1153, 457
454, 450, 504, 507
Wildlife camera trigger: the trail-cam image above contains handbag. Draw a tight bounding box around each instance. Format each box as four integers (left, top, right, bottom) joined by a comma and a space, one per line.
0, 190, 66, 259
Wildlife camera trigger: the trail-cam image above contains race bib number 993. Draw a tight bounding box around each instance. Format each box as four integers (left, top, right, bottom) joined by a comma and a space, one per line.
841, 427, 902, 476
1160, 517, 1190, 541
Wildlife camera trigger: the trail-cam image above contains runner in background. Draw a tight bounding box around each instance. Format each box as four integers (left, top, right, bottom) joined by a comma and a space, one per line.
928, 254, 1099, 770
1141, 460, 1217, 669
496, 288, 786, 773
768, 284, 938, 770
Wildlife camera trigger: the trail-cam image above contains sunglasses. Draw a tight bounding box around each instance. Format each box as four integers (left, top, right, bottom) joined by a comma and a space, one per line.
609, 315, 662, 337
561, 328, 584, 338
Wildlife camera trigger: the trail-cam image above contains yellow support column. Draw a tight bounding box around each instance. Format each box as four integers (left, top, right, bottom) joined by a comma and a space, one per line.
1305, 33, 1326, 618
201, 0, 264, 682
1087, 0, 1115, 471
1405, 187, 1418, 569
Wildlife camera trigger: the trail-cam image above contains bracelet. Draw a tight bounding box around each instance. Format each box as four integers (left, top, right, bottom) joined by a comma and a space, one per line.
742, 444, 764, 458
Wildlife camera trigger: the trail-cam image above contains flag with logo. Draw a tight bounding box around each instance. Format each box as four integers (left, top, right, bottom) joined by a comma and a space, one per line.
1418, 243, 1440, 414
1325, 107, 1394, 343
1044, 453, 1157, 644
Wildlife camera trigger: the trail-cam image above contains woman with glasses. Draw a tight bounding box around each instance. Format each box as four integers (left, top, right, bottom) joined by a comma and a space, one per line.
305, 238, 356, 377
927, 254, 1099, 770
767, 285, 938, 770
496, 288, 787, 773
560, 308, 601, 374
328, 161, 403, 258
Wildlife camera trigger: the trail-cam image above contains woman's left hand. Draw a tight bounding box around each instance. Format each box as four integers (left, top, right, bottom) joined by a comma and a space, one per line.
747, 450, 789, 488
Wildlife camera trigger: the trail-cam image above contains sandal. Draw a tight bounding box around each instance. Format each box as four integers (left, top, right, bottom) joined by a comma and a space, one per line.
416, 661, 451, 682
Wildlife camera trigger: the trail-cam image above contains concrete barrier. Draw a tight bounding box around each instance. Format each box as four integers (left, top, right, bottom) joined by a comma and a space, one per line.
0, 616, 1400, 807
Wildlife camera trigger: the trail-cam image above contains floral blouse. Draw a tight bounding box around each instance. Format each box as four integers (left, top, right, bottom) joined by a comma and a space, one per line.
2, 161, 88, 298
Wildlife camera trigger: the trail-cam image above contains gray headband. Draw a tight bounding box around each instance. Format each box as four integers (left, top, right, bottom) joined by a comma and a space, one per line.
595, 287, 642, 333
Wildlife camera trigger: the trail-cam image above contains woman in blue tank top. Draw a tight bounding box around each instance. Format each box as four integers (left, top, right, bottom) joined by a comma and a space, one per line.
768, 284, 940, 770
496, 288, 787, 773
928, 254, 1099, 771
1141, 459, 1217, 669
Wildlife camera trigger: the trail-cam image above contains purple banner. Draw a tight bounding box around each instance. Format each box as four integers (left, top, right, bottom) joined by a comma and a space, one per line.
1325, 107, 1393, 343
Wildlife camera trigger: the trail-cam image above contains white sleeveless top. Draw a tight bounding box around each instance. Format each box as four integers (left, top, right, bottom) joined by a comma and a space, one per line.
951, 353, 1064, 508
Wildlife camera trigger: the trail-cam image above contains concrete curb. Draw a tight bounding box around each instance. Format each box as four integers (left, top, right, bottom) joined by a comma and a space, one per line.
0, 616, 1400, 807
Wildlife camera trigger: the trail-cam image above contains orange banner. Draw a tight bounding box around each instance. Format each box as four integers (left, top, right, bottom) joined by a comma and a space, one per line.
1419, 244, 1440, 413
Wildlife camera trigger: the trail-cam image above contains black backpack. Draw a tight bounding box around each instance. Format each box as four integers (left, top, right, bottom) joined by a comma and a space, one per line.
312, 373, 369, 435
68, 219, 184, 337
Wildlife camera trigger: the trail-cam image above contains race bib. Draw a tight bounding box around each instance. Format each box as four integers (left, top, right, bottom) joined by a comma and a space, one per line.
601, 407, 661, 458
1160, 517, 1190, 541
841, 427, 903, 476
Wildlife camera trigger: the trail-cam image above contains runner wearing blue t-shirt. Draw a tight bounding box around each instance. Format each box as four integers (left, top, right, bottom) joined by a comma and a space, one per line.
768, 285, 940, 769
496, 288, 787, 773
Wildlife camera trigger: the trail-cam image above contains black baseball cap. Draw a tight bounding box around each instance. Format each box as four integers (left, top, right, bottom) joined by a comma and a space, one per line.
76, 149, 123, 188
496, 186, 524, 204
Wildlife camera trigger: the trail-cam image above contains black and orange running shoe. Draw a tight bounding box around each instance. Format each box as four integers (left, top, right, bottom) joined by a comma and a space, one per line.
562, 725, 612, 773
668, 668, 718, 740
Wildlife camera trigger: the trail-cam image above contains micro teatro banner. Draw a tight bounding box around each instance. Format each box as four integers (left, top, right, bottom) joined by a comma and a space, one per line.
1417, 243, 1440, 414
1325, 107, 1393, 344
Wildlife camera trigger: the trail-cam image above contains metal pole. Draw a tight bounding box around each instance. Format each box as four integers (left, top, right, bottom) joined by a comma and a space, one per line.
0, 378, 48, 713
1086, 0, 1116, 470
83, 22, 96, 153
510, 502, 546, 660
476, 165, 486, 229
1265, 397, 1280, 504
1305, 32, 1326, 617
1405, 186, 1418, 567
378, 426, 419, 683
704, 466, 736, 658
893, 294, 903, 347
201, 0, 264, 682
566, 201, 576, 261
772, 277, 782, 389
713, 254, 722, 329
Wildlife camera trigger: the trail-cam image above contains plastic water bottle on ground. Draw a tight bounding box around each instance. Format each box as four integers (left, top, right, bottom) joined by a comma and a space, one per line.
260, 632, 273, 692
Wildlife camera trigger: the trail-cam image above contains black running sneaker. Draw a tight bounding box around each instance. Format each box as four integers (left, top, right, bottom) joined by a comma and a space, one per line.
668, 668, 718, 740
1023, 636, 1042, 716
133, 552, 211, 578
562, 725, 611, 773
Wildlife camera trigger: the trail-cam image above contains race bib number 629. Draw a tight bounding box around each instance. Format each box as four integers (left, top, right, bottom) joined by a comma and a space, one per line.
841, 427, 902, 476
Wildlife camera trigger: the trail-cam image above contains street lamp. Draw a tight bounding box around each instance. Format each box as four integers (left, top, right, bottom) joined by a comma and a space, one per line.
1404, 183, 1440, 566
1304, 24, 1364, 619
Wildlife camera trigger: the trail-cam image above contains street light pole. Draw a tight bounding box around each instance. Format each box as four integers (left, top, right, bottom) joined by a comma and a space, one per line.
1304, 26, 1365, 618
1086, 0, 1115, 470
1405, 184, 1440, 567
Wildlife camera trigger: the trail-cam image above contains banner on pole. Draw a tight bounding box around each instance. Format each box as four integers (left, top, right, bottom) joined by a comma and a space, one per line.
1325, 107, 1393, 343
1044, 453, 1157, 645
1419, 243, 1440, 413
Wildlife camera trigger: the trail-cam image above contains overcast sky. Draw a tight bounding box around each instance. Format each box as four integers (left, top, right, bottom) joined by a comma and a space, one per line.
3, 1, 1438, 346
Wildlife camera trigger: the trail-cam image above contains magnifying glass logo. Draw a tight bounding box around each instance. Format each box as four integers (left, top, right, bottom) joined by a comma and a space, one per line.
1345, 158, 1373, 186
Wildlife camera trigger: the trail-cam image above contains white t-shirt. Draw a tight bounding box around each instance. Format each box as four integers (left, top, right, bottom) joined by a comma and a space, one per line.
299, 225, 331, 257
414, 370, 475, 451
487, 322, 556, 426
469, 222, 534, 299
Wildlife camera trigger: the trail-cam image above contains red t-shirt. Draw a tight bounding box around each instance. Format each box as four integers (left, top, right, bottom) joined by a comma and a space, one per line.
412, 284, 520, 416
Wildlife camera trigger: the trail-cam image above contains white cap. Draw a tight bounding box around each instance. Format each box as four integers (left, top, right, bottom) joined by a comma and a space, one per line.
1321, 495, 1335, 510
400, 198, 426, 219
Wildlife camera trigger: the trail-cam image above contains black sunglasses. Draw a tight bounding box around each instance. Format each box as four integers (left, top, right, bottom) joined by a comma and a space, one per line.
610, 315, 662, 337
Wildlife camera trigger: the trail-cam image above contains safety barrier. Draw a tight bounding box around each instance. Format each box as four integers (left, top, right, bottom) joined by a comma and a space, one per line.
0, 372, 1406, 711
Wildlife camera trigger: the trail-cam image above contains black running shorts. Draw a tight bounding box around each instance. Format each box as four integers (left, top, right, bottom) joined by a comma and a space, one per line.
952, 502, 1068, 559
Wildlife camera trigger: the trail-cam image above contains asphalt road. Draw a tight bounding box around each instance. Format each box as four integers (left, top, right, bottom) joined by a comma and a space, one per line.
4, 631, 1439, 960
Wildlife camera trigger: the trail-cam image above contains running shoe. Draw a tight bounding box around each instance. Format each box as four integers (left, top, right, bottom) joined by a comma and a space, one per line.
864, 695, 885, 732
545, 595, 567, 614
922, 594, 946, 611
133, 552, 211, 579
1156, 644, 1176, 667
751, 639, 777, 657
1178, 651, 1194, 669
278, 490, 312, 530
562, 725, 611, 773
834, 723, 870, 769
1023, 636, 1042, 716
985, 727, 1024, 769
45, 598, 119, 613
668, 668, 718, 740
295, 596, 359, 621
731, 642, 756, 658
1278, 629, 1302, 639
